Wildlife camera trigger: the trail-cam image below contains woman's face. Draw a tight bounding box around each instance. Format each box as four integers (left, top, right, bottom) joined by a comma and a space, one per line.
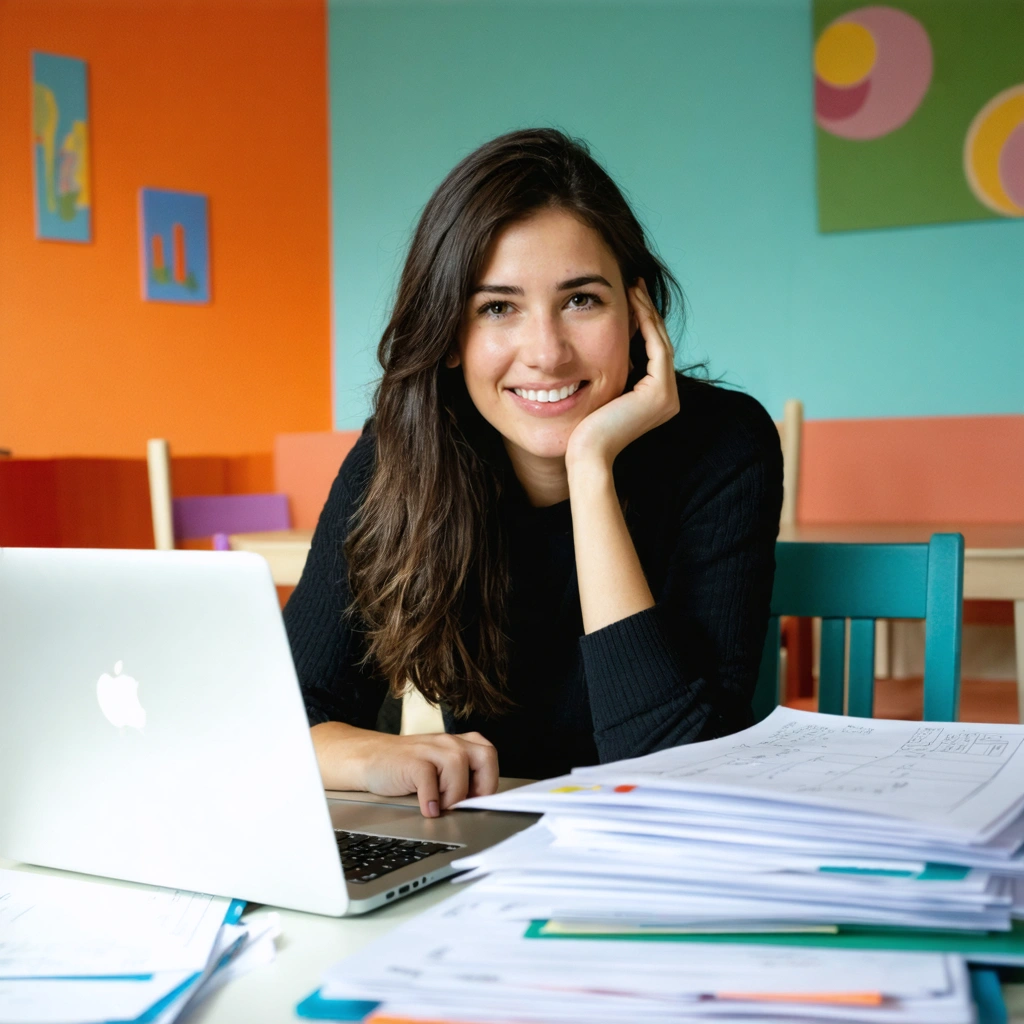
455, 207, 633, 468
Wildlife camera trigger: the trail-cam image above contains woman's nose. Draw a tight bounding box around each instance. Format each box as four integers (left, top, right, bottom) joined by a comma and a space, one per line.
519, 311, 571, 372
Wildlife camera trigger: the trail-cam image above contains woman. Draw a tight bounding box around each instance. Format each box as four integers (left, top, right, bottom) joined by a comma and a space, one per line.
285, 129, 782, 817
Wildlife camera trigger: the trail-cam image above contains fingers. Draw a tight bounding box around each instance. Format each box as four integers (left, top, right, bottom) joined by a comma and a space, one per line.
457, 731, 496, 749
630, 282, 675, 390
463, 735, 500, 798
631, 279, 673, 354
435, 742, 472, 810
375, 732, 498, 817
409, 759, 441, 818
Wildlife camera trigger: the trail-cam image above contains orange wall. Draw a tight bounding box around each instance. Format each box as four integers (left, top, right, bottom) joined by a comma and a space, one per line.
798, 415, 1024, 524
0, 0, 331, 458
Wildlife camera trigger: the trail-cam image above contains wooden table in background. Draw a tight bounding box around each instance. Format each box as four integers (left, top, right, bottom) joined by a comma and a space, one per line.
229, 528, 313, 587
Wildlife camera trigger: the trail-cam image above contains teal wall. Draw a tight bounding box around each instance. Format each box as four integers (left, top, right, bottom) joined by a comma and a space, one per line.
328, 0, 1023, 427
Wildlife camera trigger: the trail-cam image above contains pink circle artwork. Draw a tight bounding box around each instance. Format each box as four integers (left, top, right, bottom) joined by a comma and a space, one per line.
816, 6, 933, 141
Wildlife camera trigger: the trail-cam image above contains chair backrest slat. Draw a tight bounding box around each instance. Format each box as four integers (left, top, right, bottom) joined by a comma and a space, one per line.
818, 617, 846, 715
847, 618, 876, 718
772, 544, 930, 619
754, 534, 964, 724
923, 534, 964, 722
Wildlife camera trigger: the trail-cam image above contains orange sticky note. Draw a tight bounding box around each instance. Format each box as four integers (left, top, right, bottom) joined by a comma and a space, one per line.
715, 991, 885, 1006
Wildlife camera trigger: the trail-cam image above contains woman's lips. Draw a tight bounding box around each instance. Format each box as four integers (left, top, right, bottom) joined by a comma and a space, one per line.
506, 381, 589, 416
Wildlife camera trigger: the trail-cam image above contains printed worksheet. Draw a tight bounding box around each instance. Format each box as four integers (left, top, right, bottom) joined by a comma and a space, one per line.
462, 708, 1024, 839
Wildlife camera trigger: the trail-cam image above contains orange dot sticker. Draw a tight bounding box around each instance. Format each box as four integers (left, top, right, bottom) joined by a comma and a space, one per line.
613, 785, 637, 793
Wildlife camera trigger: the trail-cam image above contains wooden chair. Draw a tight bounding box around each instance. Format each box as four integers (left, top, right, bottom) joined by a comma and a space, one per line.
753, 534, 964, 723
146, 439, 290, 551
775, 399, 803, 528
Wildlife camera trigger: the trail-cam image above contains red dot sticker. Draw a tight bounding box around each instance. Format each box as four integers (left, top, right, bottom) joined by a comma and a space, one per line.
613, 785, 637, 793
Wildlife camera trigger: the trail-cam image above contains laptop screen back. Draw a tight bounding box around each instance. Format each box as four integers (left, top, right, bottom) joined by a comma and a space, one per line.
0, 548, 347, 915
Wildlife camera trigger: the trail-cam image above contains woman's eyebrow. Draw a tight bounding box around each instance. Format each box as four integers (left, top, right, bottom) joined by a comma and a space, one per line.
471, 283, 524, 296
556, 274, 613, 291
470, 274, 613, 297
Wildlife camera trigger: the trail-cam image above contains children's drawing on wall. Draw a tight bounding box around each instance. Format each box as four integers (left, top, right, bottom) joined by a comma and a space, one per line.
32, 52, 91, 243
813, 1, 1024, 231
139, 189, 211, 304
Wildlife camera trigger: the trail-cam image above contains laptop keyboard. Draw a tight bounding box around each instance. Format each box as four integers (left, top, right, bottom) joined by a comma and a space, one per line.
334, 829, 463, 884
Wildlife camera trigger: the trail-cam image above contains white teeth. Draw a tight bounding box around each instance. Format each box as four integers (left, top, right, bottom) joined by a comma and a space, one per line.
512, 382, 581, 402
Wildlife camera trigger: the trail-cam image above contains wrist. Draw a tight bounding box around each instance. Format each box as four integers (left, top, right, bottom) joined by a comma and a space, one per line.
566, 452, 615, 498
311, 721, 380, 791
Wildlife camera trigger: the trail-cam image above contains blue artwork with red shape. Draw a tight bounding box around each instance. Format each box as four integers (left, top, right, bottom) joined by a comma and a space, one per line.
139, 188, 211, 304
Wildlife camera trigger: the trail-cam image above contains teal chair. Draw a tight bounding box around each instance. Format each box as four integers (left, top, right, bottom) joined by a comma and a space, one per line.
753, 534, 964, 724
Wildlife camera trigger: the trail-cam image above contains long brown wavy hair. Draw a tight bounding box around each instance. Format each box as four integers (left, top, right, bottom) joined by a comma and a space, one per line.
345, 128, 683, 719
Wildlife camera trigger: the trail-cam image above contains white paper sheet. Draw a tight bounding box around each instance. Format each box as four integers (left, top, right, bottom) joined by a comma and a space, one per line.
0, 910, 279, 1024
462, 708, 1024, 841
0, 869, 230, 977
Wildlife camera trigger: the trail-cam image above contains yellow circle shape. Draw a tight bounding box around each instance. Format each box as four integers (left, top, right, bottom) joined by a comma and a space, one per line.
815, 21, 877, 87
964, 85, 1024, 216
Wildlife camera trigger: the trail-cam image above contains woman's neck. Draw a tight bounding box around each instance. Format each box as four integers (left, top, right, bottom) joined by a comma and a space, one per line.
503, 441, 570, 507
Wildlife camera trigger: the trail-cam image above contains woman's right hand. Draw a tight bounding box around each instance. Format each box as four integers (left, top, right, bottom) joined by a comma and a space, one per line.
310, 722, 499, 817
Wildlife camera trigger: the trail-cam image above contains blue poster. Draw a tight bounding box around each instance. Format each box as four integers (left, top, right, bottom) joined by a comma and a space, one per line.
139, 189, 211, 304
32, 52, 91, 243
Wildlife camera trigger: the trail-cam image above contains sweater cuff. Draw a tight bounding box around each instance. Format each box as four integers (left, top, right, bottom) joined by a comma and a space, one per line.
580, 604, 692, 733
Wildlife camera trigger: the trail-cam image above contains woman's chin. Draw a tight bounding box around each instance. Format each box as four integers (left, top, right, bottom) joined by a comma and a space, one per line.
504, 430, 572, 465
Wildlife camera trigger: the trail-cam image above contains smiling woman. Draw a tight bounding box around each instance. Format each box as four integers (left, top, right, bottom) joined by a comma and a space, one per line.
284, 129, 783, 816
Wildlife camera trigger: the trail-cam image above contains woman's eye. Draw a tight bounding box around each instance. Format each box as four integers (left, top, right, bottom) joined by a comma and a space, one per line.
480, 301, 510, 318
568, 292, 600, 310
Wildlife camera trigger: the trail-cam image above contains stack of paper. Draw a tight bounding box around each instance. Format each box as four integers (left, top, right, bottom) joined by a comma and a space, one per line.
303, 885, 979, 1023
457, 708, 1024, 937
299, 708, 1022, 1022
0, 868, 277, 1024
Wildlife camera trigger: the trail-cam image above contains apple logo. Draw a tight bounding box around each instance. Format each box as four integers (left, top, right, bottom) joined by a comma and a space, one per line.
96, 660, 147, 730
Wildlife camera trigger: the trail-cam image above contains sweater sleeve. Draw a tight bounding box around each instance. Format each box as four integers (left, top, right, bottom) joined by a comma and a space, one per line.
282, 428, 389, 730
580, 394, 783, 762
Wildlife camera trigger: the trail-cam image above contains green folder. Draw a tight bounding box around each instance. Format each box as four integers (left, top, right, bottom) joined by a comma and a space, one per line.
524, 919, 1024, 964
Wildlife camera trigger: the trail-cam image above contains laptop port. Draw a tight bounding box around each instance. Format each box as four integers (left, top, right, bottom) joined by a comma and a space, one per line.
398, 884, 410, 894
386, 891, 395, 899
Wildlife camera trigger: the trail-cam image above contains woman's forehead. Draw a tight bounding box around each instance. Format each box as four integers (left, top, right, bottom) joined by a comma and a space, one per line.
474, 209, 622, 290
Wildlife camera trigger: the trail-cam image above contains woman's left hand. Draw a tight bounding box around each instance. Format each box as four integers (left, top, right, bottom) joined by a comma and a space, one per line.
565, 278, 680, 469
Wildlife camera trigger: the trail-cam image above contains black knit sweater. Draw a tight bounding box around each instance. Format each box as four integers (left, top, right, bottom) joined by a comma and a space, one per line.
284, 375, 783, 780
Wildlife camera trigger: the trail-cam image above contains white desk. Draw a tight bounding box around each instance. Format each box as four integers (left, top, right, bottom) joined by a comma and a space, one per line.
189, 882, 456, 1022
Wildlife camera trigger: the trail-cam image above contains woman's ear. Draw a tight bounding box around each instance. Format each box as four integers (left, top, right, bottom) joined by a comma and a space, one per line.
445, 350, 461, 369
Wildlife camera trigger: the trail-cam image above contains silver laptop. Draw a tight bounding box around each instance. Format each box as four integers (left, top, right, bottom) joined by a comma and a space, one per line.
0, 548, 535, 916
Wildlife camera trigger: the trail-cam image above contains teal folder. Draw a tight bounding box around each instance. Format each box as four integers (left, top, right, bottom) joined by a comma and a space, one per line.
523, 919, 1024, 964
295, 991, 380, 1021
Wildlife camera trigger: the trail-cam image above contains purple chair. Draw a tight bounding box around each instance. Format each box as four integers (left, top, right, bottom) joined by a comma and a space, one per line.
172, 493, 291, 551
147, 439, 291, 551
